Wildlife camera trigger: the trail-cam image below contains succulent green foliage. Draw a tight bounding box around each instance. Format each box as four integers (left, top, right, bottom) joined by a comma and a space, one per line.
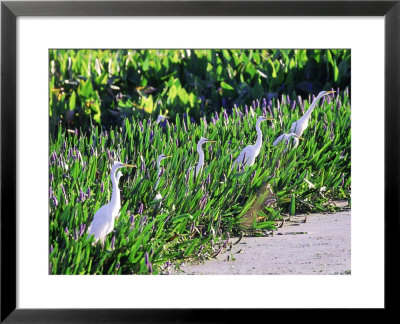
49, 91, 351, 275
49, 49, 350, 137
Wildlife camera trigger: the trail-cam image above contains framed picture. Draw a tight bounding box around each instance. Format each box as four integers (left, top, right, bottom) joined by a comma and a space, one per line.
1, 0, 397, 321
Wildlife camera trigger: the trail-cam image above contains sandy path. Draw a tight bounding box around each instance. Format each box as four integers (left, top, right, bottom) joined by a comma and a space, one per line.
173, 210, 351, 275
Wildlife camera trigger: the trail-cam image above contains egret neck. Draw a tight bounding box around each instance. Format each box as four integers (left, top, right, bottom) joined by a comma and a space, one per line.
109, 164, 121, 217
253, 118, 264, 156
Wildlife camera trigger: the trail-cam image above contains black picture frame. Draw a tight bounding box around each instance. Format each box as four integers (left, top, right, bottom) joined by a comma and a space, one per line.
1, 0, 398, 322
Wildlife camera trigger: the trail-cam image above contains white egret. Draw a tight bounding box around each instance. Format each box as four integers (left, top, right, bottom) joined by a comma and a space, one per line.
156, 115, 168, 124
233, 116, 273, 167
87, 161, 136, 244
273, 132, 304, 149
154, 154, 172, 201
189, 137, 216, 178
290, 90, 335, 137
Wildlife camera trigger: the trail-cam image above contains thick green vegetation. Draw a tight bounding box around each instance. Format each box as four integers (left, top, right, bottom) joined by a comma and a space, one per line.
49, 91, 351, 275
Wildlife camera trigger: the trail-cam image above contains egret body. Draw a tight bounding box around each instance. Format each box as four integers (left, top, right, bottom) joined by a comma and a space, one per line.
273, 132, 303, 149
233, 116, 272, 167
88, 161, 136, 244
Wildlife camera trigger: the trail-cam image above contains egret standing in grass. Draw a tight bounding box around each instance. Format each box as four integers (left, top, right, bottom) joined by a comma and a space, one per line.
154, 154, 171, 201
233, 116, 273, 167
156, 115, 168, 124
189, 137, 216, 178
88, 161, 136, 244
290, 90, 335, 137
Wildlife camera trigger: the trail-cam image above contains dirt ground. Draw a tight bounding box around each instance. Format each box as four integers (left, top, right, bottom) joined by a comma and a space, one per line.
172, 210, 351, 275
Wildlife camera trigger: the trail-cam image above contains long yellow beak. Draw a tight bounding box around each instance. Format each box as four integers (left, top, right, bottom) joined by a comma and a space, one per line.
165, 155, 172, 158
298, 137, 305, 141
207, 140, 216, 143
123, 163, 136, 168
325, 90, 335, 95
266, 117, 274, 121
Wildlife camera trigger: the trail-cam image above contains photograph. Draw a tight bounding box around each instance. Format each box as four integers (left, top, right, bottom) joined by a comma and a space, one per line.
48, 49, 351, 275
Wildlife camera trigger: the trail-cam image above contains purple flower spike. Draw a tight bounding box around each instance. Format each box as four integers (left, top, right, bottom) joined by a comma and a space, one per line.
111, 236, 116, 249
144, 251, 149, 264
199, 193, 208, 210
60, 184, 68, 203
77, 189, 87, 202
79, 224, 86, 236
223, 110, 228, 122
129, 212, 135, 224
64, 227, 69, 235
147, 118, 151, 126
101, 182, 105, 193
291, 101, 296, 111
138, 203, 144, 215
50, 151, 57, 163
244, 105, 249, 116
211, 117, 216, 125
250, 171, 256, 182
52, 195, 58, 207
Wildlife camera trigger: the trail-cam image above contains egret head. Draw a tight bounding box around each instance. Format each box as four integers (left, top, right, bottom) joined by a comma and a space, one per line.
113, 161, 136, 170
157, 154, 172, 164
198, 137, 216, 146
257, 116, 273, 123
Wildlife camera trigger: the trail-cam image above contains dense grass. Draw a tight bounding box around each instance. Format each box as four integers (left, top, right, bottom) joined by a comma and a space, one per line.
49, 91, 351, 275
